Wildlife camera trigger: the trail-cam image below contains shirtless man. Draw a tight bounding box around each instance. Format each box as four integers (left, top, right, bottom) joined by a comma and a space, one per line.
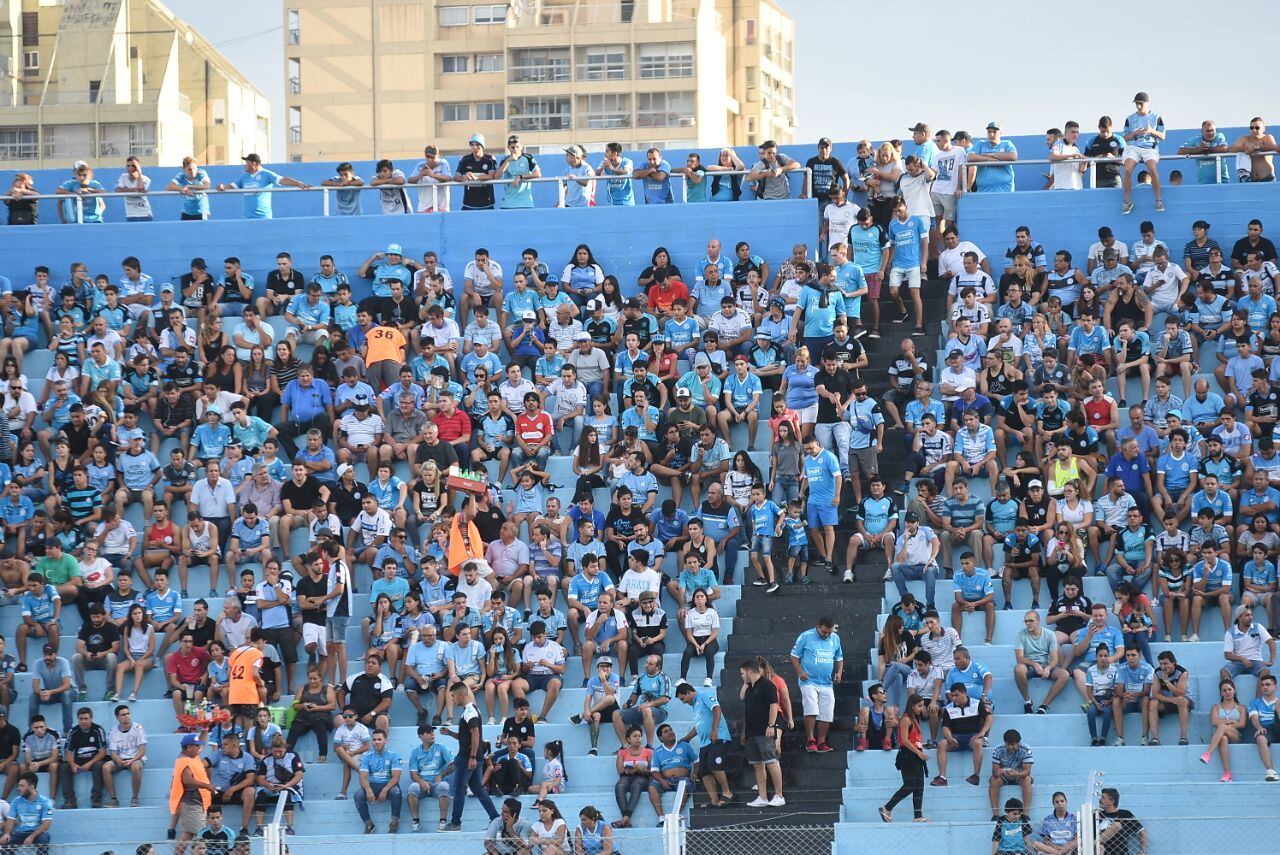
1232, 118, 1277, 183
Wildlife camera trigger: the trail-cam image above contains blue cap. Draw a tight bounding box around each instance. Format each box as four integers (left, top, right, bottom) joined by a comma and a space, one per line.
181, 733, 202, 747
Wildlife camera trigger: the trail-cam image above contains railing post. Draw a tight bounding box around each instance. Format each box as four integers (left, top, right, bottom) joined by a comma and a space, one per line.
557, 177, 567, 208
321, 187, 330, 217
75, 196, 84, 224
1087, 160, 1096, 189
663, 780, 687, 855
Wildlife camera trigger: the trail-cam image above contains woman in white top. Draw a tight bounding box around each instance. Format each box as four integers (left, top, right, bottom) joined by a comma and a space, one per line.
527, 799, 568, 855
39, 351, 80, 407
114, 604, 154, 702
1054, 480, 1094, 536
75, 540, 116, 622
1204, 678, 1246, 782
679, 589, 721, 687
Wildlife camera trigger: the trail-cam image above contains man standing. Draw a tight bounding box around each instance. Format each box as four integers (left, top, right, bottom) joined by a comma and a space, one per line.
740, 659, 785, 808
1177, 120, 1230, 185
805, 137, 847, 224
748, 140, 799, 201
1085, 116, 1126, 188
439, 682, 498, 832
1121, 92, 1166, 214
1231, 119, 1277, 183
789, 617, 844, 753
676, 681, 733, 808
215, 154, 310, 220
169, 733, 214, 855
885, 199, 928, 336
966, 123, 1018, 193
455, 134, 497, 211
408, 145, 453, 213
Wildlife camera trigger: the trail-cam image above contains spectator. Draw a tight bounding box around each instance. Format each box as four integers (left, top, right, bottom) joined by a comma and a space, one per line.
967, 123, 1019, 193
169, 733, 214, 850
4, 771, 53, 853
1032, 791, 1078, 855
987, 728, 1034, 822
879, 694, 929, 823
28, 644, 73, 734
931, 682, 990, 787
739, 658, 784, 808
251, 734, 303, 835
1120, 92, 1165, 214
215, 154, 310, 220
57, 705, 105, 809
354, 728, 402, 834
1095, 788, 1147, 855
1202, 678, 1245, 782
790, 617, 843, 753
483, 797, 531, 855
675, 681, 732, 807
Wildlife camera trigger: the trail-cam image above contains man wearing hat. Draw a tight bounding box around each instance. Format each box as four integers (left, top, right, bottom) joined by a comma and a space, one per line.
358, 244, 413, 300
497, 135, 540, 210
409, 145, 453, 213
170, 732, 214, 848
675, 354, 722, 426
562, 144, 597, 208
216, 154, 310, 220
1121, 91, 1165, 214
456, 132, 498, 211
966, 122, 1018, 194
804, 137, 849, 216
938, 349, 977, 406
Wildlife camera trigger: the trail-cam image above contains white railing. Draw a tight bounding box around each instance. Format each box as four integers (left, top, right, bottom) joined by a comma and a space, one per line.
3, 167, 812, 222
967, 151, 1239, 185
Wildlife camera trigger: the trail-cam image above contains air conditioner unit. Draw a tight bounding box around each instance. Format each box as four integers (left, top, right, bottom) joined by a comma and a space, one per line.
676, 117, 694, 127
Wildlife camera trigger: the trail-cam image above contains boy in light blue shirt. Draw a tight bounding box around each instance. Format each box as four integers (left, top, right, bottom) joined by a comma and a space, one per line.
951, 552, 996, 646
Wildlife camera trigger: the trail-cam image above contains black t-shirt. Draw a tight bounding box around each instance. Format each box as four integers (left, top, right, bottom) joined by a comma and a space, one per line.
295, 574, 329, 626
1022, 496, 1051, 530
376, 296, 416, 328
164, 360, 202, 395
198, 826, 237, 855
412, 481, 443, 518
1232, 236, 1279, 267
828, 337, 864, 371
805, 155, 847, 201
1048, 594, 1092, 636
267, 270, 305, 299
1084, 135, 1124, 184
605, 506, 645, 541
330, 481, 368, 527
347, 672, 393, 716
457, 154, 498, 210
414, 439, 460, 470
65, 723, 108, 763
77, 621, 120, 656
814, 368, 853, 423
742, 677, 778, 739
473, 505, 507, 544
457, 702, 484, 757
1249, 389, 1280, 422
280, 477, 324, 515
501, 716, 535, 746
0, 723, 21, 762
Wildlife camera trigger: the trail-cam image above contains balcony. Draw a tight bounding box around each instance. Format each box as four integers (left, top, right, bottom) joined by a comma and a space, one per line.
289, 77, 301, 95
507, 0, 700, 29
578, 112, 630, 130
288, 28, 300, 45
637, 112, 693, 129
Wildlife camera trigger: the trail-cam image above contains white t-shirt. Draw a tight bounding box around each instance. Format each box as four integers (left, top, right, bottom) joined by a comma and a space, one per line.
899, 170, 934, 219
618, 568, 662, 599
823, 201, 860, 250
463, 259, 504, 298
931, 146, 968, 196
334, 721, 372, 752
938, 242, 987, 280
1087, 241, 1130, 268
683, 607, 720, 637
377, 169, 410, 215
116, 172, 153, 219
412, 158, 453, 213
1225, 622, 1272, 661
1050, 140, 1084, 190
456, 575, 494, 611
1142, 263, 1187, 306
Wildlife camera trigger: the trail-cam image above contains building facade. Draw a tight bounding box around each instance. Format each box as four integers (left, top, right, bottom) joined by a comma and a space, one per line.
0, 0, 270, 170
284, 0, 794, 161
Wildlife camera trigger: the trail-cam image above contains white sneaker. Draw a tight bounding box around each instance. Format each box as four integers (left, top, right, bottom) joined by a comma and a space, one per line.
1266, 769, 1279, 782
768, 795, 786, 807
486, 717, 497, 726
703, 677, 714, 688
882, 568, 892, 580
747, 797, 770, 807
1188, 634, 1200, 642
842, 569, 853, 583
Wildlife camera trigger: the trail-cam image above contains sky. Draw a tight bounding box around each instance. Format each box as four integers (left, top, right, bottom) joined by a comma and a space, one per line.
165, 0, 1280, 162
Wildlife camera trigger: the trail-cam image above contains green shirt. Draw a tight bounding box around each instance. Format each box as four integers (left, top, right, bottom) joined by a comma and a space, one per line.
36, 554, 81, 586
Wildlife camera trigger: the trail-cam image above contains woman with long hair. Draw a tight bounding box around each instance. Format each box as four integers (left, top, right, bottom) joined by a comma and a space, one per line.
779, 345, 819, 439
865, 142, 903, 228
5, 173, 39, 225
769, 417, 803, 505
562, 244, 605, 307
611, 728, 652, 829
205, 344, 244, 394
198, 314, 227, 364
723, 451, 762, 521
1043, 521, 1087, 601
597, 276, 625, 322
1157, 546, 1192, 642
678, 589, 720, 686
573, 426, 607, 496
529, 799, 568, 854
483, 626, 522, 724
1203, 678, 1245, 782
637, 247, 682, 290
247, 705, 282, 761
114, 603, 154, 702
707, 148, 745, 202
309, 343, 338, 387
286, 665, 336, 762
879, 694, 929, 822
573, 805, 613, 855
878, 614, 918, 712
244, 344, 276, 420
267, 340, 300, 403
39, 351, 79, 408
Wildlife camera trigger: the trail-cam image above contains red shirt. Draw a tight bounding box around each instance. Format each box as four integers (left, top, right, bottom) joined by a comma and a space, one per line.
1083, 396, 1113, 428
647, 280, 689, 314
166, 646, 211, 685
433, 408, 472, 443
516, 411, 554, 447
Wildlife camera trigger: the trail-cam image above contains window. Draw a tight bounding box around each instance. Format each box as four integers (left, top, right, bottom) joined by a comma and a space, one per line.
508, 96, 571, 132
288, 58, 301, 94
21, 12, 38, 46
747, 116, 757, 135
638, 43, 693, 79
745, 66, 756, 101
476, 101, 505, 121
88, 81, 101, 103
744, 18, 756, 45
22, 50, 38, 76
577, 46, 627, 81
476, 53, 504, 73
441, 54, 469, 74
473, 4, 506, 24
287, 9, 300, 44
441, 103, 471, 123
577, 94, 630, 130
0, 127, 37, 161
508, 48, 570, 83
637, 91, 694, 128
288, 107, 302, 145
439, 5, 468, 26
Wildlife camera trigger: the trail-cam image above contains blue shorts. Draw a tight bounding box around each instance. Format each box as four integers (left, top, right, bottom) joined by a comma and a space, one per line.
750, 534, 774, 555
1223, 659, 1267, 679
808, 502, 838, 528
787, 543, 807, 558
526, 672, 560, 693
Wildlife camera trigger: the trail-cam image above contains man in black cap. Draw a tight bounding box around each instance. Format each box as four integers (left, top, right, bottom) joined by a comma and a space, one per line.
804, 138, 848, 222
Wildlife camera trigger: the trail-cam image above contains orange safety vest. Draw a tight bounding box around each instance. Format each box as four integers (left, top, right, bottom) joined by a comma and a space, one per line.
365, 325, 405, 365
447, 515, 484, 578
228, 645, 263, 706
169, 754, 212, 813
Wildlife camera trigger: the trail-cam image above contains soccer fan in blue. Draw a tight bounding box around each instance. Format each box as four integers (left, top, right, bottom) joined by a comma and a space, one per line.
885, 200, 928, 334
216, 153, 310, 220
1111, 646, 1155, 745
647, 723, 697, 814
1249, 674, 1280, 780
1152, 429, 1197, 526
789, 617, 844, 753
355, 729, 403, 832
845, 477, 897, 584
746, 485, 783, 593
1190, 541, 1234, 640
1121, 91, 1165, 214
951, 552, 996, 646
407, 725, 455, 832
801, 435, 842, 570
968, 122, 1019, 193
676, 681, 732, 807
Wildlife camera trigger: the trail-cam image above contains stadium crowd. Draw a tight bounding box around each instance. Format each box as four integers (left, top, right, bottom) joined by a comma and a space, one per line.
0, 94, 1274, 854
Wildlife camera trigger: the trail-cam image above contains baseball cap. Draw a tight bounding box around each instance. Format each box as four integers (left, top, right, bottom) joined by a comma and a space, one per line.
693, 353, 711, 367
544, 273, 560, 285
386, 243, 403, 256
507, 134, 520, 145
954, 380, 975, 392
242, 153, 262, 164
947, 349, 964, 359
573, 331, 591, 341
908, 122, 930, 134
651, 334, 667, 344
521, 310, 536, 321
1027, 479, 1044, 489
986, 122, 1000, 131
354, 392, 371, 407
638, 591, 656, 602
904, 511, 920, 522
675, 388, 691, 398
754, 330, 771, 339
564, 144, 586, 157
598, 657, 613, 666
42, 643, 56, 655
818, 137, 832, 146
160, 283, 175, 293
469, 133, 486, 146
1133, 91, 1149, 103
181, 733, 202, 747
337, 463, 353, 477
586, 298, 604, 312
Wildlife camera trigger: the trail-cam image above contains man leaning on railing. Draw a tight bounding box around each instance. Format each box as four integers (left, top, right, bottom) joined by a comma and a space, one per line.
216, 154, 310, 221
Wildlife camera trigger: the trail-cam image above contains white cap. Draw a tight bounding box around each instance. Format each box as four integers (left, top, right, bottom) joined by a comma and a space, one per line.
336, 463, 352, 477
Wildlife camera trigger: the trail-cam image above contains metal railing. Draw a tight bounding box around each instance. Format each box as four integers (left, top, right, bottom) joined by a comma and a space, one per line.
0, 167, 812, 222
966, 151, 1241, 185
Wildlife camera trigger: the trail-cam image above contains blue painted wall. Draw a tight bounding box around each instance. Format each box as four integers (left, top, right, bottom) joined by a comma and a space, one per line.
4, 125, 1250, 223
0, 198, 815, 301
958, 182, 1280, 274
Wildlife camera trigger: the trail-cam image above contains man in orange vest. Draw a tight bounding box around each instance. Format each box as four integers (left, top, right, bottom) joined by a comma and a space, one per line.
170, 733, 214, 854
228, 630, 268, 732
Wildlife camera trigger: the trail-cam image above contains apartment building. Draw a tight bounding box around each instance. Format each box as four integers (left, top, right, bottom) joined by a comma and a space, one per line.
284, 0, 794, 161
0, 0, 270, 169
